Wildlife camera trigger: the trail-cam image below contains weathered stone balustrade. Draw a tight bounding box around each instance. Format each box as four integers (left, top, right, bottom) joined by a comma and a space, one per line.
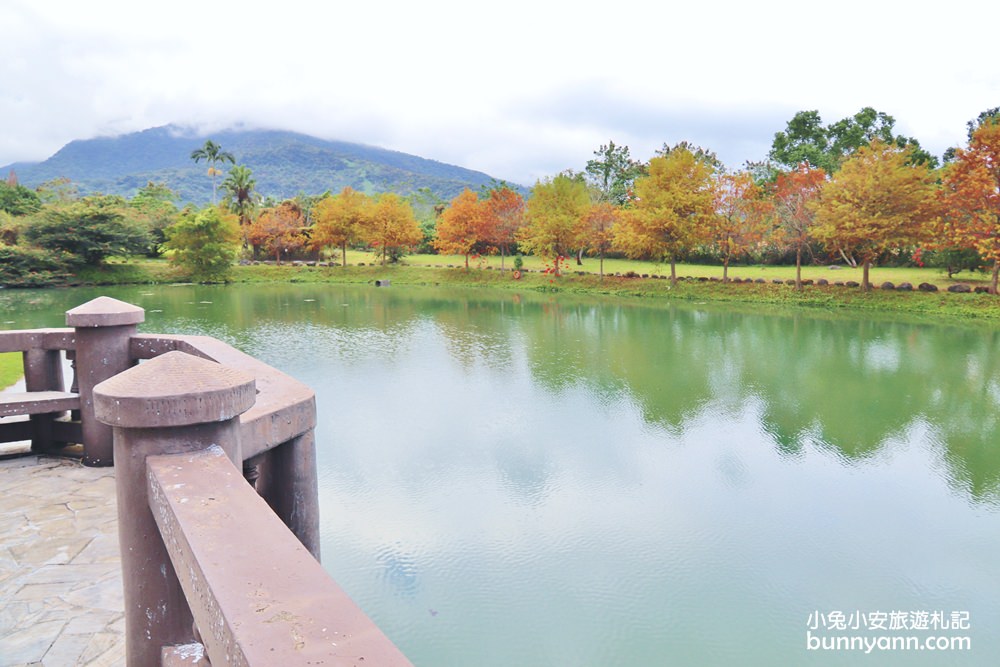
0, 327, 79, 454
1, 297, 413, 666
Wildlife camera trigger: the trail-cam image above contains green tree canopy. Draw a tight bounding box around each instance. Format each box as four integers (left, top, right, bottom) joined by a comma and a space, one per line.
770, 107, 937, 172
130, 182, 179, 257
0, 181, 42, 216
24, 195, 150, 266
0, 244, 71, 287
769, 111, 831, 171
35, 178, 78, 204
164, 206, 239, 281
656, 141, 724, 172
967, 107, 1000, 138
585, 141, 645, 206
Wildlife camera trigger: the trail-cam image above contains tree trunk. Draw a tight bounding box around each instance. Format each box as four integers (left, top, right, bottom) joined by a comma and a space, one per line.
670, 258, 677, 287
341, 242, 347, 268
795, 247, 802, 292
839, 248, 857, 268
992, 260, 999, 295
576, 248, 584, 266
599, 253, 604, 282
862, 260, 871, 292
500, 246, 506, 272
723, 258, 729, 283
464, 253, 469, 270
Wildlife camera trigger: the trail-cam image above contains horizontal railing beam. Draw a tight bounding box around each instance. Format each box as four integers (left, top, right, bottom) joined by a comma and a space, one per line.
0, 391, 79, 417
0, 419, 34, 444
0, 328, 76, 353
147, 446, 412, 666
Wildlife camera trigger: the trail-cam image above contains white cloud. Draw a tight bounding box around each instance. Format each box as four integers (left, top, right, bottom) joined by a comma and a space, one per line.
2, 0, 998, 184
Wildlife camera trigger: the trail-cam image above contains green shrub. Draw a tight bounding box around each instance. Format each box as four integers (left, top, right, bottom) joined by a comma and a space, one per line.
0, 244, 71, 286
23, 197, 150, 266
164, 207, 239, 282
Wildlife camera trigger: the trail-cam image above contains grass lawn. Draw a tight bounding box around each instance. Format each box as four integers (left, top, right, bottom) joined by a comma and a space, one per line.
13, 253, 1000, 324
398, 252, 985, 289
0, 352, 22, 390
87, 251, 988, 290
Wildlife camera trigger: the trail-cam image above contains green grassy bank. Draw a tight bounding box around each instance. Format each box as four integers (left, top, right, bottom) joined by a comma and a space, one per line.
37, 253, 1000, 324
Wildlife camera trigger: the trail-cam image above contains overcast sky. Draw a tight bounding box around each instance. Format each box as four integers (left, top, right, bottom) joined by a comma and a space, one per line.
3, 0, 997, 186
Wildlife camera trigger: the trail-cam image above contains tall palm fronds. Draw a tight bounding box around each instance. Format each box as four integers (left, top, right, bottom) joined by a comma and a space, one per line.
190, 140, 236, 204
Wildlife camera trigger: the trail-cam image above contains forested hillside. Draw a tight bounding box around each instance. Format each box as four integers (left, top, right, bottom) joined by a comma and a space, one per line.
1, 125, 514, 204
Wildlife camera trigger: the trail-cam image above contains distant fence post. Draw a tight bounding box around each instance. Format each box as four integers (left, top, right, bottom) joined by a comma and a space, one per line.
67, 296, 145, 467
94, 350, 256, 667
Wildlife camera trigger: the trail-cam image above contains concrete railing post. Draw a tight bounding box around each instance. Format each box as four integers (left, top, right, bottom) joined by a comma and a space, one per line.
270, 430, 322, 559
22, 347, 66, 452
67, 296, 145, 467
94, 351, 256, 667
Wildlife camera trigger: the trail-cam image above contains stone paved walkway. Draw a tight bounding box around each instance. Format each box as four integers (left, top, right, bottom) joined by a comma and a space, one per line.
0, 453, 125, 667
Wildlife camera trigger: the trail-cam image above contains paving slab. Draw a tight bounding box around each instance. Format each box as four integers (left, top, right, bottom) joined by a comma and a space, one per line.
0, 455, 124, 667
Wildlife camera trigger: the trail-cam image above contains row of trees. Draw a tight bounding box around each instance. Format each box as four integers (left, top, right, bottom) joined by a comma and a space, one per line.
422, 112, 997, 294
2, 107, 997, 289
426, 107, 998, 293
174, 107, 985, 284
0, 177, 187, 285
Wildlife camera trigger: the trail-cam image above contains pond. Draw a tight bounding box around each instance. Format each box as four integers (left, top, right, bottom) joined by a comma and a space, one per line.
3, 283, 999, 666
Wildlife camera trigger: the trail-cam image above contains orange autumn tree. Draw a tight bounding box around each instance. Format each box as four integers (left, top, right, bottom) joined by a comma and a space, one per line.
811, 140, 937, 291
614, 149, 716, 285
581, 202, 619, 280
939, 120, 1000, 293
708, 171, 773, 282
480, 185, 525, 272
361, 193, 423, 265
248, 200, 307, 263
773, 163, 826, 290
311, 187, 370, 267
434, 188, 483, 270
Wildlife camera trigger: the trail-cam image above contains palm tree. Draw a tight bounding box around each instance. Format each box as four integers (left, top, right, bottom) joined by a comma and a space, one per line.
222, 165, 258, 250
190, 140, 235, 204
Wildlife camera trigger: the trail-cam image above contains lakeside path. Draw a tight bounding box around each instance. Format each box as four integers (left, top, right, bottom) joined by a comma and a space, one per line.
0, 454, 124, 666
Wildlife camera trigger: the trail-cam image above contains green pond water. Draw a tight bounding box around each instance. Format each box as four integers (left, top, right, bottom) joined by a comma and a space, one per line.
3, 284, 999, 666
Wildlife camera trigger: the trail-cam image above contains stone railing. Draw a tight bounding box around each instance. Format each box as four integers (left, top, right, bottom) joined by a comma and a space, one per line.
1, 297, 412, 666
0, 296, 145, 464
0, 326, 79, 451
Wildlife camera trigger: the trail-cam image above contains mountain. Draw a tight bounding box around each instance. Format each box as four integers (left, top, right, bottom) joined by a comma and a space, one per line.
1, 125, 521, 204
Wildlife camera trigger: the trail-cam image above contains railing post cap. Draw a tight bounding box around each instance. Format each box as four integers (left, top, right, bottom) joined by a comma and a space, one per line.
66, 296, 145, 327
94, 351, 256, 428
